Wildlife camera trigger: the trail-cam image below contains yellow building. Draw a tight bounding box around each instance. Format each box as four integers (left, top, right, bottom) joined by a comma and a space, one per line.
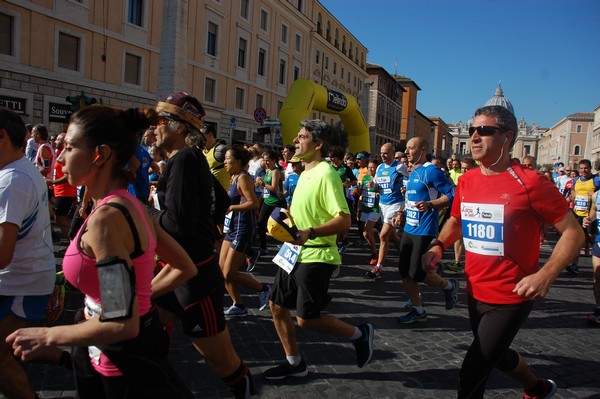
0, 0, 367, 147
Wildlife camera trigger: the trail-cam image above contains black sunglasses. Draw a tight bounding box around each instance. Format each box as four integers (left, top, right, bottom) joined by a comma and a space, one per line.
468, 125, 504, 137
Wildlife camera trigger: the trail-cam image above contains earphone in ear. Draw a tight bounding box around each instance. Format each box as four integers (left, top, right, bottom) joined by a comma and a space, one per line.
504, 137, 508, 143
93, 154, 101, 163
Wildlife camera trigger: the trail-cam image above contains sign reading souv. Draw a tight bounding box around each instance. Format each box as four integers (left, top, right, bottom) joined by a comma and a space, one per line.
326, 89, 348, 112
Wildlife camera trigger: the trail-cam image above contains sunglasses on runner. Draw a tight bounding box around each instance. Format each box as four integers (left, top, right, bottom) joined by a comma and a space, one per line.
468, 125, 504, 137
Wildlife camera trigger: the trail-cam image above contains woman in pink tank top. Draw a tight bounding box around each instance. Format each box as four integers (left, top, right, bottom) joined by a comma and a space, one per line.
7, 105, 197, 398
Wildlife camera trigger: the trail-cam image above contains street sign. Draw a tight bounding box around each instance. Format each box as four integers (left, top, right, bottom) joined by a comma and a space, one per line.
230, 116, 236, 128
263, 119, 281, 127
254, 107, 267, 123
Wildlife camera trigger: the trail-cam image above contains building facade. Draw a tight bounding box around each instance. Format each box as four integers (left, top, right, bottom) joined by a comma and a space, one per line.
429, 116, 450, 159
585, 104, 600, 164
394, 75, 420, 143
364, 63, 404, 153
537, 112, 594, 169
0, 0, 368, 148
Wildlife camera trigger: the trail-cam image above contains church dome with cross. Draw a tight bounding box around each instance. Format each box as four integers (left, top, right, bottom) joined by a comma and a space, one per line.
484, 82, 514, 115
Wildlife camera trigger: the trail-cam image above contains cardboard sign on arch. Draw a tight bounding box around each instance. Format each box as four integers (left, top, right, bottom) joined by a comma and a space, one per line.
279, 79, 370, 154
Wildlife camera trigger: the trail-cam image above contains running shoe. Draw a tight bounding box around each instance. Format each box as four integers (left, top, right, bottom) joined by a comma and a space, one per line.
565, 263, 579, 274
397, 308, 427, 324
263, 359, 308, 380
365, 265, 383, 280
587, 308, 600, 326
444, 279, 459, 310
353, 323, 375, 368
523, 378, 557, 399
245, 254, 259, 273
446, 261, 464, 273
258, 284, 272, 311
369, 253, 378, 266
338, 239, 351, 254
224, 304, 248, 317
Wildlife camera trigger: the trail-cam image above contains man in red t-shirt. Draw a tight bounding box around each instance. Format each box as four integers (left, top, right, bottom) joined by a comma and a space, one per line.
423, 105, 583, 399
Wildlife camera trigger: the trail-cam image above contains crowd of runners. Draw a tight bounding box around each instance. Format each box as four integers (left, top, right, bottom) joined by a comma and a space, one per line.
0, 97, 597, 399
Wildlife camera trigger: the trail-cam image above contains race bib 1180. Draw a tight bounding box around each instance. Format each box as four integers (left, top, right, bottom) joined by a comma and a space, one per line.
461, 202, 504, 256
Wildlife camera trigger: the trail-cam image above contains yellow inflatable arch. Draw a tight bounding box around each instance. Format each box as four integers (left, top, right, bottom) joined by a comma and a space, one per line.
279, 79, 370, 154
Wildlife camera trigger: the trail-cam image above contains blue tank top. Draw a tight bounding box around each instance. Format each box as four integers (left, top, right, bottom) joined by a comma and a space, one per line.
228, 170, 254, 232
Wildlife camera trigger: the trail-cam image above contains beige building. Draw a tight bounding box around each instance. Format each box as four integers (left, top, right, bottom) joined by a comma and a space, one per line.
448, 121, 471, 158
586, 104, 600, 164
537, 112, 594, 169
0, 0, 368, 148
511, 118, 546, 161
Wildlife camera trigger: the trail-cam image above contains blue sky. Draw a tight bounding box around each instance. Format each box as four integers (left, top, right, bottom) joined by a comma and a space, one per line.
320, 0, 600, 128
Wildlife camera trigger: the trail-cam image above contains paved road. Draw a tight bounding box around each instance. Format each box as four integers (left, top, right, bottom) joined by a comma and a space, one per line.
6, 228, 600, 398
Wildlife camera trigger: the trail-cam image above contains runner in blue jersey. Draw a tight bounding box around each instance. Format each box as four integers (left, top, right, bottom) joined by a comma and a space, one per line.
365, 143, 408, 279
396, 137, 459, 323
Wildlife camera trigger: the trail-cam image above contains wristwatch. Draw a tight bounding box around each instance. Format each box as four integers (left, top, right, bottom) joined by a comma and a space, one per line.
428, 238, 445, 251
308, 227, 317, 240
426, 201, 434, 210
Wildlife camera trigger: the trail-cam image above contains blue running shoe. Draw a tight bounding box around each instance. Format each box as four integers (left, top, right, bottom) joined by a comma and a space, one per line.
258, 284, 272, 311
224, 304, 248, 317
397, 308, 427, 324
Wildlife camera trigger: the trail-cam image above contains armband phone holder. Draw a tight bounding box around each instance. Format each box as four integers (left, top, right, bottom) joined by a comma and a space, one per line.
96, 256, 135, 321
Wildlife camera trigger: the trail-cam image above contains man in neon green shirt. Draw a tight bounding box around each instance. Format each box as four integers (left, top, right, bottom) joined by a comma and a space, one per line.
264, 119, 375, 380
448, 158, 462, 185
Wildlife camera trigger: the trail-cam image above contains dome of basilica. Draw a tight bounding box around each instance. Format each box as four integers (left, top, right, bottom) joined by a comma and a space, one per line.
484, 83, 514, 115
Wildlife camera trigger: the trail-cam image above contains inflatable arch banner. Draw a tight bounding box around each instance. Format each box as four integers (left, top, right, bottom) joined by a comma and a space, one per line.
279, 79, 370, 154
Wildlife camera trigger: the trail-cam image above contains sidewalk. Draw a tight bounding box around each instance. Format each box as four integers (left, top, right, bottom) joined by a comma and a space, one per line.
6, 228, 600, 398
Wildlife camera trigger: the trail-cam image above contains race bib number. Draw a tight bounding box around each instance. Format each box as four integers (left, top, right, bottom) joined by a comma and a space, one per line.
461, 202, 504, 256
405, 200, 419, 227
272, 243, 301, 274
364, 191, 376, 208
574, 195, 589, 212
377, 176, 392, 194
223, 211, 233, 233
263, 187, 271, 198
